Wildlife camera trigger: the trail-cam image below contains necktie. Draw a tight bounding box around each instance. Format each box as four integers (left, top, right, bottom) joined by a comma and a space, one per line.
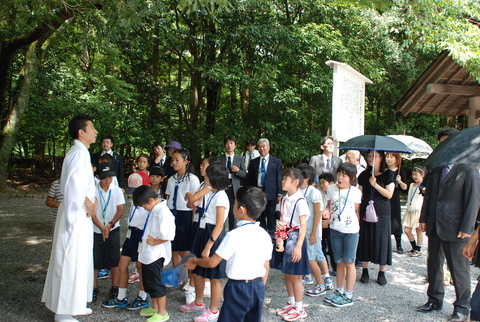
440, 166, 449, 184
172, 184, 179, 216
326, 158, 331, 171
227, 156, 232, 171
261, 158, 266, 186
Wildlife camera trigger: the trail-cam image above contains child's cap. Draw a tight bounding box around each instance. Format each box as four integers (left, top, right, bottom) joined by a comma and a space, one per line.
165, 140, 182, 150
127, 172, 151, 194
95, 162, 116, 179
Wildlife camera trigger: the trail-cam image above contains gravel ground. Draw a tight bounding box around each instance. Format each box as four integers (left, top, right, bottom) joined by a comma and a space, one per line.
1, 195, 478, 321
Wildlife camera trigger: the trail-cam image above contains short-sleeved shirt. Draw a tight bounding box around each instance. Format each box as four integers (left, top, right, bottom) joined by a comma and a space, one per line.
300, 186, 323, 235
138, 200, 176, 265
327, 184, 362, 234
93, 182, 125, 234
128, 201, 149, 229
202, 190, 230, 225
281, 190, 310, 227
48, 180, 63, 225
215, 220, 273, 279
166, 173, 200, 211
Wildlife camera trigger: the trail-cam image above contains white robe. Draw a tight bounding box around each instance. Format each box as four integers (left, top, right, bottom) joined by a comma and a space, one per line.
42, 140, 95, 315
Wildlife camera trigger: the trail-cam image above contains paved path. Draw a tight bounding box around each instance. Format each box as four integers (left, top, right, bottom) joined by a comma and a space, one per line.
0, 196, 478, 321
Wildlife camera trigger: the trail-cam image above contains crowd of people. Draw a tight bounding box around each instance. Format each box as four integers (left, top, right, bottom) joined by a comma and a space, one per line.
41, 115, 480, 322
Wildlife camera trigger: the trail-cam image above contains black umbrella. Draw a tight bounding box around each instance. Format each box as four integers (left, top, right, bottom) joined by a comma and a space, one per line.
423, 125, 480, 169
340, 135, 412, 153
340, 135, 412, 175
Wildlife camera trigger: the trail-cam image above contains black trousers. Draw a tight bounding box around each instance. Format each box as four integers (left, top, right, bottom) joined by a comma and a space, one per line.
427, 227, 471, 314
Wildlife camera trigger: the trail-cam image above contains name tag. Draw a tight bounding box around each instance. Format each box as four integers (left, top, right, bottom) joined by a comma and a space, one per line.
126, 229, 131, 239
199, 217, 206, 229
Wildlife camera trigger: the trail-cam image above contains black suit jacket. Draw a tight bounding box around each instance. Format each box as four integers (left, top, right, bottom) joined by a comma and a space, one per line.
420, 164, 480, 242
91, 151, 125, 188
246, 155, 282, 201
218, 154, 246, 193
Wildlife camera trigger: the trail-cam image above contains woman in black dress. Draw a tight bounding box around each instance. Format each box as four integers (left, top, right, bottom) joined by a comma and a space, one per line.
357, 150, 395, 286
385, 152, 407, 254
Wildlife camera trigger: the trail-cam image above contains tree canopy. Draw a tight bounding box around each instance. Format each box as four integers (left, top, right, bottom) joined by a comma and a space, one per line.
1, 0, 479, 189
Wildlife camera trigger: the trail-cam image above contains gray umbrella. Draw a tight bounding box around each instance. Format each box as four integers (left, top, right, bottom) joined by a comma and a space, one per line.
423, 125, 480, 169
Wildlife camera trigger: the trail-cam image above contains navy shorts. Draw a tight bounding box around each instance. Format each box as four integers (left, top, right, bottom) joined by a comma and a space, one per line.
218, 278, 264, 322
93, 227, 121, 269
142, 257, 166, 299
121, 227, 143, 262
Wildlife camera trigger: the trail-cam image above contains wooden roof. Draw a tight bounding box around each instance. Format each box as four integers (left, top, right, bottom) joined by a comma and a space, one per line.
396, 51, 480, 116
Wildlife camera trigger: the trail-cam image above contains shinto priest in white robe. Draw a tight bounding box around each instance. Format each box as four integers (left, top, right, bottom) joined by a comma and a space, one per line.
42, 139, 95, 315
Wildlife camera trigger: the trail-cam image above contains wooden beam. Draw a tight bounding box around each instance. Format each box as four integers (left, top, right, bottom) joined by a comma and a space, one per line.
426, 83, 480, 96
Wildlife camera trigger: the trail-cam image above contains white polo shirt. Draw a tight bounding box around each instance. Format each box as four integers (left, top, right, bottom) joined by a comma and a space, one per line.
93, 182, 125, 234
128, 201, 149, 229
138, 200, 176, 265
202, 190, 230, 225
215, 220, 273, 280
166, 173, 200, 211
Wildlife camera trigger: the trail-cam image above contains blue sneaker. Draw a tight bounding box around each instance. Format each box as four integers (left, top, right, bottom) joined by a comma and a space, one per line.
324, 277, 334, 290
330, 293, 353, 307
127, 296, 150, 311
98, 268, 110, 279
102, 297, 128, 308
324, 290, 343, 304
302, 274, 314, 285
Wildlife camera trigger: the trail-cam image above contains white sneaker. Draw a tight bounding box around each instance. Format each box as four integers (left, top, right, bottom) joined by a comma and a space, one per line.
182, 278, 191, 291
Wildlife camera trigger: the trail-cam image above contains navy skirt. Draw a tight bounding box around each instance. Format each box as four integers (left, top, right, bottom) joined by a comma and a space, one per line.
191, 223, 227, 279
271, 230, 310, 276
172, 210, 194, 252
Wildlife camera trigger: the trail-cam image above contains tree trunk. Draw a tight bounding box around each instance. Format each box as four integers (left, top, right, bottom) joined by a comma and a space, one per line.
0, 42, 41, 190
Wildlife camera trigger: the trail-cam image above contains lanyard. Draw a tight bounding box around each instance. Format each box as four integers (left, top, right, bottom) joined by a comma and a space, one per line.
203, 191, 219, 216
141, 210, 153, 238
98, 185, 112, 225
409, 185, 419, 204
240, 222, 255, 228
303, 186, 310, 197
338, 186, 351, 216
128, 206, 137, 224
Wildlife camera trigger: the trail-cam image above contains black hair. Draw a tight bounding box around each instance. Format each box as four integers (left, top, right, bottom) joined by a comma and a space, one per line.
205, 164, 229, 190
132, 185, 158, 207
282, 168, 304, 187
153, 142, 164, 149
321, 136, 334, 146
318, 172, 335, 183
246, 139, 257, 146
296, 163, 316, 185
68, 114, 93, 139
236, 186, 267, 220
224, 136, 237, 144
101, 135, 114, 144
172, 149, 196, 176
366, 150, 387, 172
437, 128, 459, 141
99, 153, 114, 164
336, 162, 358, 186
137, 154, 151, 165
149, 166, 166, 177
207, 156, 222, 166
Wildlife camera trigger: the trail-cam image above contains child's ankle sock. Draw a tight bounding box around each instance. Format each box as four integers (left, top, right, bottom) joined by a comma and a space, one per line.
345, 290, 353, 299
337, 287, 345, 294
138, 290, 147, 301
288, 296, 295, 305
117, 288, 127, 301
294, 301, 303, 309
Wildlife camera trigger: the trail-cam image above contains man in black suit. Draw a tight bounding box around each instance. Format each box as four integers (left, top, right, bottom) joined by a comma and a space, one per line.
218, 136, 246, 230
246, 138, 282, 236
91, 135, 125, 189
309, 136, 342, 189
417, 163, 480, 321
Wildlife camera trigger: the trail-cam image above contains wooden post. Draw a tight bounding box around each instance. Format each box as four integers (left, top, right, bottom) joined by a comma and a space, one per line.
468, 96, 480, 127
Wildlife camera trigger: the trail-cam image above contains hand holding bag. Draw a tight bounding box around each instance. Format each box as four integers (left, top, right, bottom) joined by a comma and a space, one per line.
363, 186, 378, 223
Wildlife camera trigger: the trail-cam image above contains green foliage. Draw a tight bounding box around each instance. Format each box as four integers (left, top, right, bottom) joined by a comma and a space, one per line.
4, 0, 478, 173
